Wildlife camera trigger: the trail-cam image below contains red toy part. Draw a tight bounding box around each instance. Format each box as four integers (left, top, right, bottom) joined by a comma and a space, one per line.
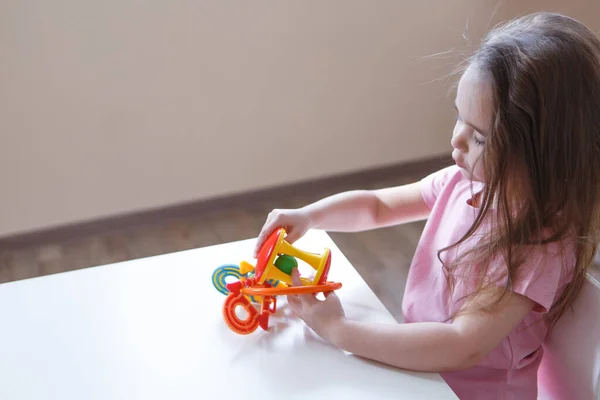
254, 228, 283, 281
225, 280, 243, 295
258, 296, 277, 331
318, 251, 332, 285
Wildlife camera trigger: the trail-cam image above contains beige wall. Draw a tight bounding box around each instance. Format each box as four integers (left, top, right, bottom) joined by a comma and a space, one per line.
0, 1, 536, 237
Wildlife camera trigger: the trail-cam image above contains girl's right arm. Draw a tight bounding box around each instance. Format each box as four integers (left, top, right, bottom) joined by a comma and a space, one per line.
253, 181, 430, 256
308, 181, 430, 231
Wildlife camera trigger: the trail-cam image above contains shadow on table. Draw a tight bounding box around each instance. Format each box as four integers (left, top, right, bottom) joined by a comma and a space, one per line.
214, 293, 453, 398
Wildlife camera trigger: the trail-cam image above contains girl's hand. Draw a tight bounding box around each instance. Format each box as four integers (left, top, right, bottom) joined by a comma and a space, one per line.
253, 208, 312, 257
286, 268, 346, 341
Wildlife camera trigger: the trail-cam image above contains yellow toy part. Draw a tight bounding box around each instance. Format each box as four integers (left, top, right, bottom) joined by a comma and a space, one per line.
239, 261, 255, 275
254, 228, 332, 286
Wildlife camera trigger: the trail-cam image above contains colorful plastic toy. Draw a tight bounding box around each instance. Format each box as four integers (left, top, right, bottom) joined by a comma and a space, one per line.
211, 228, 342, 335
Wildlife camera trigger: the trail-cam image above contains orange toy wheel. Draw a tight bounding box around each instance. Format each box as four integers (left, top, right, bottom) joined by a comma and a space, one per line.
222, 293, 260, 335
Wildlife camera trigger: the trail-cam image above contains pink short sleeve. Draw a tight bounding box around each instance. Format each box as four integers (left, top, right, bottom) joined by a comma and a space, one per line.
420, 165, 461, 209
488, 241, 576, 313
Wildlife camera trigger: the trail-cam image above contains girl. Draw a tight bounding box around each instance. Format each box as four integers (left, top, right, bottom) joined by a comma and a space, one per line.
253, 12, 600, 399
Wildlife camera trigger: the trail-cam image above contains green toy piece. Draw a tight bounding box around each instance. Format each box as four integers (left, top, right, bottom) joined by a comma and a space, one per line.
273, 254, 298, 275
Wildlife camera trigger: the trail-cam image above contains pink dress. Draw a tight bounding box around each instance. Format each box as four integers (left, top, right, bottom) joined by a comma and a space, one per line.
402, 165, 575, 399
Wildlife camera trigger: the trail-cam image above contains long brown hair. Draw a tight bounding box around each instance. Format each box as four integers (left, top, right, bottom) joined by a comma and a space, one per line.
441, 12, 600, 323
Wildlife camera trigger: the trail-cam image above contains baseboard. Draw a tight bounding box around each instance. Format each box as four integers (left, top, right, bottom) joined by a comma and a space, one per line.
0, 154, 452, 249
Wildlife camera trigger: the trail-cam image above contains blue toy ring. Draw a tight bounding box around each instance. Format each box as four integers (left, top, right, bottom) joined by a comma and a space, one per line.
212, 264, 243, 296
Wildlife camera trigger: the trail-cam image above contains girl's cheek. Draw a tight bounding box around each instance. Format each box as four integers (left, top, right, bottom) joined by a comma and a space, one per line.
474, 165, 485, 181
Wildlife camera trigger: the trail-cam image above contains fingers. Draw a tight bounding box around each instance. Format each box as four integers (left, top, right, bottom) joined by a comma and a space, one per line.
284, 228, 303, 244
253, 208, 308, 257
286, 271, 304, 317
291, 267, 303, 286
323, 290, 340, 303
290, 268, 318, 305
254, 214, 277, 257
286, 294, 302, 314
253, 209, 291, 257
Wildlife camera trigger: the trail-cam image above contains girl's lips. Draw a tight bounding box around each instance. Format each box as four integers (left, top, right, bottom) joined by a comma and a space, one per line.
453, 156, 466, 169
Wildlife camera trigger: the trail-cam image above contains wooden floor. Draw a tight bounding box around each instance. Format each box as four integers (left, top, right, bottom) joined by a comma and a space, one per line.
0, 167, 434, 320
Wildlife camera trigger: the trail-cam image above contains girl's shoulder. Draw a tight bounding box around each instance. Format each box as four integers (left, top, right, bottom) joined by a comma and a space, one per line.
422, 165, 465, 191
421, 165, 484, 210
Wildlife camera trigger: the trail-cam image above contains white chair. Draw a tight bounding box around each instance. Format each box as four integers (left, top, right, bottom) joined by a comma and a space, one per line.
537, 271, 600, 399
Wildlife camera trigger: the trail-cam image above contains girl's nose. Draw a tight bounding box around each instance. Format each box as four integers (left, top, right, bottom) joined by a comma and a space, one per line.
451, 124, 468, 152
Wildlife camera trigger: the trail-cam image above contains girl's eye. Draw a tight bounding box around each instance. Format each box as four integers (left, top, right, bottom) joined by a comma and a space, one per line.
474, 137, 485, 146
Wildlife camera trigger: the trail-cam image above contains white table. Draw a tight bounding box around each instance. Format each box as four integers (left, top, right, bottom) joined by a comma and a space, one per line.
0, 230, 457, 399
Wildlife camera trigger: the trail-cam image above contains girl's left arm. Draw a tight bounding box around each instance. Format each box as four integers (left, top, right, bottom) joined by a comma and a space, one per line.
287, 269, 535, 372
